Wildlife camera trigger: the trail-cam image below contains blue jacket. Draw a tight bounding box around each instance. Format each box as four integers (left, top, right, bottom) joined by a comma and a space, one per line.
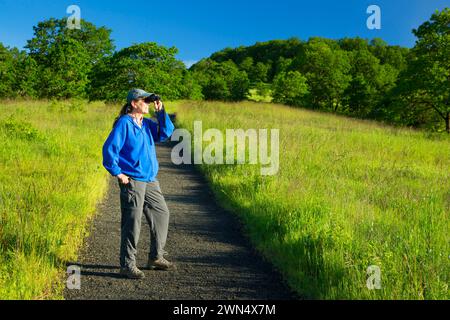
102, 110, 175, 182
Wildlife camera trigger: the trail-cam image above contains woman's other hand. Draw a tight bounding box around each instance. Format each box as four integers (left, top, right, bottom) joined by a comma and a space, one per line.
117, 173, 130, 185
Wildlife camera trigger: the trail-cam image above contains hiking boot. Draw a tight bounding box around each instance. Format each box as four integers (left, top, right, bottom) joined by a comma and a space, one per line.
119, 266, 145, 279
147, 257, 177, 271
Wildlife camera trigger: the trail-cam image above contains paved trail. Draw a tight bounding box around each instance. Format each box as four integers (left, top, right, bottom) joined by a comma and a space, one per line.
65, 141, 296, 300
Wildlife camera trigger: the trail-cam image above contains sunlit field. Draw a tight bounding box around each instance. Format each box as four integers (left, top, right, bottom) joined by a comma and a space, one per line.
174, 100, 450, 299
1, 99, 448, 299
0, 100, 116, 299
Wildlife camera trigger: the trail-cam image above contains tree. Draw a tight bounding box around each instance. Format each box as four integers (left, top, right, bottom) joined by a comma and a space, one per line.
239, 57, 254, 74
369, 38, 409, 72
25, 18, 114, 99
26, 18, 114, 66
191, 59, 249, 101
302, 39, 351, 111
251, 62, 270, 83
90, 42, 187, 102
178, 71, 204, 100
397, 9, 450, 132
205, 38, 305, 82
338, 37, 369, 51
203, 76, 230, 100
11, 49, 38, 98
0, 43, 16, 98
274, 56, 293, 75
272, 71, 309, 106
0, 44, 38, 98
38, 39, 91, 98
343, 48, 398, 117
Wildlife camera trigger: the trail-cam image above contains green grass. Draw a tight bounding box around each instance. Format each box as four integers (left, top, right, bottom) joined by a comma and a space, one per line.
173, 100, 450, 299
1, 99, 448, 299
0, 100, 117, 299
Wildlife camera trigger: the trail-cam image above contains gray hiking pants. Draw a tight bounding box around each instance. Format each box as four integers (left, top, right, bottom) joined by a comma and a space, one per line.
118, 178, 170, 269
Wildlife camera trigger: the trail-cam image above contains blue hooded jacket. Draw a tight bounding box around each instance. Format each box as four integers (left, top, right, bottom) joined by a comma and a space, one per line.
102, 110, 174, 182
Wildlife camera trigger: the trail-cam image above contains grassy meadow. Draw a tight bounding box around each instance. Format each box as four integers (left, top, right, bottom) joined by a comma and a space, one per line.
0, 100, 117, 299
173, 100, 450, 299
0, 99, 448, 299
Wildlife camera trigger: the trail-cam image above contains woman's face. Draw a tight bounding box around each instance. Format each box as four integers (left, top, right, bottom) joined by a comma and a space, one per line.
131, 98, 150, 114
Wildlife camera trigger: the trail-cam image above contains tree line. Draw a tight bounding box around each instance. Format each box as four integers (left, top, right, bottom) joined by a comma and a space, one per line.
192, 9, 449, 133
0, 9, 448, 132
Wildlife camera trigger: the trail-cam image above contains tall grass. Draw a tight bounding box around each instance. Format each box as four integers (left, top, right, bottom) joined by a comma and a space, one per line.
1, 99, 448, 299
174, 100, 450, 299
0, 100, 116, 299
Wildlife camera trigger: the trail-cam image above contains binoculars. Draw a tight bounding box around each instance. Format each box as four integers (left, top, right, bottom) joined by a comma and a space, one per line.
144, 94, 161, 104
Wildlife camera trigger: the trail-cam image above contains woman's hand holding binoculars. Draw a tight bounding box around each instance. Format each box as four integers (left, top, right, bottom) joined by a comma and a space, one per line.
154, 100, 163, 112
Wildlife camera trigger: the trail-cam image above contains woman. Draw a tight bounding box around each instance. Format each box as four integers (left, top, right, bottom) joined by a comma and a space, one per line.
102, 88, 175, 279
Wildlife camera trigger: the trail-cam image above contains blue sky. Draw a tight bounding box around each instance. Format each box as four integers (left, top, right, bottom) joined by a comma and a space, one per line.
0, 0, 448, 66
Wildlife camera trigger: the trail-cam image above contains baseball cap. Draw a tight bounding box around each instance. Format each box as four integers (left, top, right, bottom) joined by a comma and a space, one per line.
126, 88, 153, 104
